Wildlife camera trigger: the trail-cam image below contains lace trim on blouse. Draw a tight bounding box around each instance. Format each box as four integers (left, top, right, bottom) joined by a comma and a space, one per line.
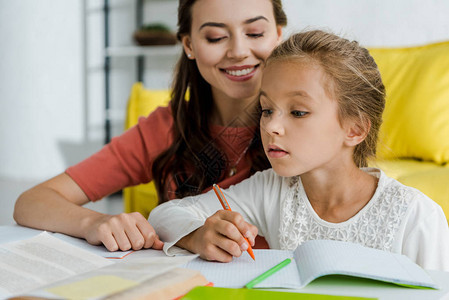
278, 173, 413, 251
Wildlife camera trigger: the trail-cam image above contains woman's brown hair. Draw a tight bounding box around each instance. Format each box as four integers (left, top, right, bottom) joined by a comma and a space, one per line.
152, 0, 287, 202
266, 30, 385, 167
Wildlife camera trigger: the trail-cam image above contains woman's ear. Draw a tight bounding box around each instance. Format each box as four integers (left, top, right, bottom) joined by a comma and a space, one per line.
275, 25, 283, 45
181, 35, 195, 59
345, 119, 370, 147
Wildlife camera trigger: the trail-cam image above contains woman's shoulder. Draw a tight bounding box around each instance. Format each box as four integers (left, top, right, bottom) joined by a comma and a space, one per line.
136, 105, 173, 129
121, 105, 175, 157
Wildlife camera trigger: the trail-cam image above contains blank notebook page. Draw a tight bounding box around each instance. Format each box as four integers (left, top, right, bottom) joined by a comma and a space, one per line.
183, 249, 301, 288
294, 239, 437, 288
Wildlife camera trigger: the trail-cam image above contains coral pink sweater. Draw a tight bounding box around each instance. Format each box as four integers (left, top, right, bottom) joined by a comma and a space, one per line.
66, 106, 256, 202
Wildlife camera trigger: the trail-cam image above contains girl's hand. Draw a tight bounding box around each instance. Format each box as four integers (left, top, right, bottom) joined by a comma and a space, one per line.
177, 210, 257, 262
84, 212, 164, 251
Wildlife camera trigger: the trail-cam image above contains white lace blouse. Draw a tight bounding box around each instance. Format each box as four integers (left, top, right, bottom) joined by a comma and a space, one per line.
149, 168, 449, 271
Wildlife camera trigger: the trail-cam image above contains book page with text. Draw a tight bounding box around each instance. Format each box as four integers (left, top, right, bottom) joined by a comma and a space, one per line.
0, 232, 113, 298
53, 232, 132, 259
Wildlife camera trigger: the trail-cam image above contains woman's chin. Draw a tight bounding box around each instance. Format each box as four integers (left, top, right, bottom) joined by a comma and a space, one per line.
227, 83, 261, 101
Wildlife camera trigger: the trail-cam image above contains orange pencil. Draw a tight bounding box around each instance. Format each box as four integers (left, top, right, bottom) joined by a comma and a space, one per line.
212, 183, 255, 261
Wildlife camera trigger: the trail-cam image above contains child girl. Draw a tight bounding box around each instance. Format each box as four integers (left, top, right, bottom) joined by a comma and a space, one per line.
149, 30, 449, 271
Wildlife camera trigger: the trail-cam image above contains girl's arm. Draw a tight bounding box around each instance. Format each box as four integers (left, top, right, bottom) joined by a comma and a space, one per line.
149, 190, 257, 262
149, 169, 278, 262
14, 173, 163, 251
402, 195, 449, 271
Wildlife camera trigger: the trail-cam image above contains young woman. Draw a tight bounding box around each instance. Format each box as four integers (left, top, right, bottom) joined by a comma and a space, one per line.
13, 0, 286, 252
149, 30, 449, 271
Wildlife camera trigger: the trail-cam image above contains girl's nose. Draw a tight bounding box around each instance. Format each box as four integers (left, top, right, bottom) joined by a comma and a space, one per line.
227, 35, 250, 60
262, 113, 285, 136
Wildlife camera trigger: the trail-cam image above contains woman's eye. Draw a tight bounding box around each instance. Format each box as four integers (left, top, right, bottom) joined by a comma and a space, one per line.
291, 110, 308, 117
206, 37, 225, 43
247, 33, 264, 38
261, 109, 273, 117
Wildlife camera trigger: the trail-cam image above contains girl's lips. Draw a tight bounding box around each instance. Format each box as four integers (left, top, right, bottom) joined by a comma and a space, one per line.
267, 146, 289, 159
221, 64, 259, 82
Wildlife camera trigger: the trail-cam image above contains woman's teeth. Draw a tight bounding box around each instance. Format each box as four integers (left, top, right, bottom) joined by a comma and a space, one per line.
225, 67, 254, 76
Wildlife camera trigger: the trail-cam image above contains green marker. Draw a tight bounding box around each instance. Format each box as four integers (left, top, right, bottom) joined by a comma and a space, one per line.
245, 258, 292, 289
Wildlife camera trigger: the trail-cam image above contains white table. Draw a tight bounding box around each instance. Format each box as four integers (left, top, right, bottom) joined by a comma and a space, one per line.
1, 225, 449, 300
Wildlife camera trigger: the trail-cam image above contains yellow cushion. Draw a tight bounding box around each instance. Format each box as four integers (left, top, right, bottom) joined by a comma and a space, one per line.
369, 41, 449, 164
398, 167, 449, 219
124, 82, 171, 130
123, 83, 171, 218
123, 181, 159, 219
369, 159, 442, 180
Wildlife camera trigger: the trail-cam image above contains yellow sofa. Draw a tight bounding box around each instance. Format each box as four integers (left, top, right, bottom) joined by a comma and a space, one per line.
124, 40, 449, 220
123, 83, 171, 219
368, 40, 449, 219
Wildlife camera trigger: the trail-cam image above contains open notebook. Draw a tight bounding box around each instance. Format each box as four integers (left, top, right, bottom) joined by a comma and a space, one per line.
183, 239, 439, 289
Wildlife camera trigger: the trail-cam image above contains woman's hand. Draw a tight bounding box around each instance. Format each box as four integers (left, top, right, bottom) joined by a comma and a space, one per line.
14, 173, 163, 252
84, 212, 164, 251
177, 210, 257, 262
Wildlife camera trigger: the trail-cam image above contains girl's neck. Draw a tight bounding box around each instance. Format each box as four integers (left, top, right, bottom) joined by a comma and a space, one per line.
210, 92, 259, 128
301, 165, 378, 223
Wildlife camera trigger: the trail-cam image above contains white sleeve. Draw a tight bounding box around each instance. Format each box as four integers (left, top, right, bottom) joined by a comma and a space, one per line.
402, 198, 449, 271
148, 169, 279, 256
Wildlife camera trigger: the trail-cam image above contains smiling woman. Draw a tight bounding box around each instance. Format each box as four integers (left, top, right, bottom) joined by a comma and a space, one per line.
152, 0, 286, 203
180, 0, 283, 126
13, 0, 287, 253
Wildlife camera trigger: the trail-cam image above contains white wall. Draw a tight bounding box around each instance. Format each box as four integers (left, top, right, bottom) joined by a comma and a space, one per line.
1, 0, 449, 181
0, 1, 84, 180
283, 0, 449, 47
104, 0, 178, 140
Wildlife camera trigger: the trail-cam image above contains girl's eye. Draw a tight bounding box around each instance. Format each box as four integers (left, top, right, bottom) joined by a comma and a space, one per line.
291, 110, 308, 117
261, 109, 273, 117
247, 33, 264, 38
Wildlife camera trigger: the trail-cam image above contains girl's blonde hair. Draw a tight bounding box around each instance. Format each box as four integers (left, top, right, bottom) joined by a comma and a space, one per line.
266, 30, 385, 167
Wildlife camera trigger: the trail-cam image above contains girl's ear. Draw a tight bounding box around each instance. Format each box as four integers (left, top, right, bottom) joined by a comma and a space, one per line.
181, 35, 195, 59
345, 119, 370, 147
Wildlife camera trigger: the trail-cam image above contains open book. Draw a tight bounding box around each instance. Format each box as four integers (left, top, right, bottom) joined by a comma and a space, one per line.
183, 239, 439, 289
0, 225, 132, 259
0, 232, 204, 299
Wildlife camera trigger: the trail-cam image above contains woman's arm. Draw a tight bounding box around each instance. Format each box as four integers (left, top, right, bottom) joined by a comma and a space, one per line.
14, 173, 163, 251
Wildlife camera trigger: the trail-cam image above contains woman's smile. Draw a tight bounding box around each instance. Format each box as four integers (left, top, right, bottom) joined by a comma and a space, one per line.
221, 64, 259, 81
185, 0, 282, 103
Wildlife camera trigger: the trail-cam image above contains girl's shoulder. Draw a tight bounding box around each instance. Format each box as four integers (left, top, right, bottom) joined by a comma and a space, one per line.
237, 168, 286, 186
371, 168, 442, 216
227, 168, 290, 201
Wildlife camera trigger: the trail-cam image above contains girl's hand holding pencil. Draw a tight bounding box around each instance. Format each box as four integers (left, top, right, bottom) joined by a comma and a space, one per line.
212, 184, 256, 261
176, 185, 257, 263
